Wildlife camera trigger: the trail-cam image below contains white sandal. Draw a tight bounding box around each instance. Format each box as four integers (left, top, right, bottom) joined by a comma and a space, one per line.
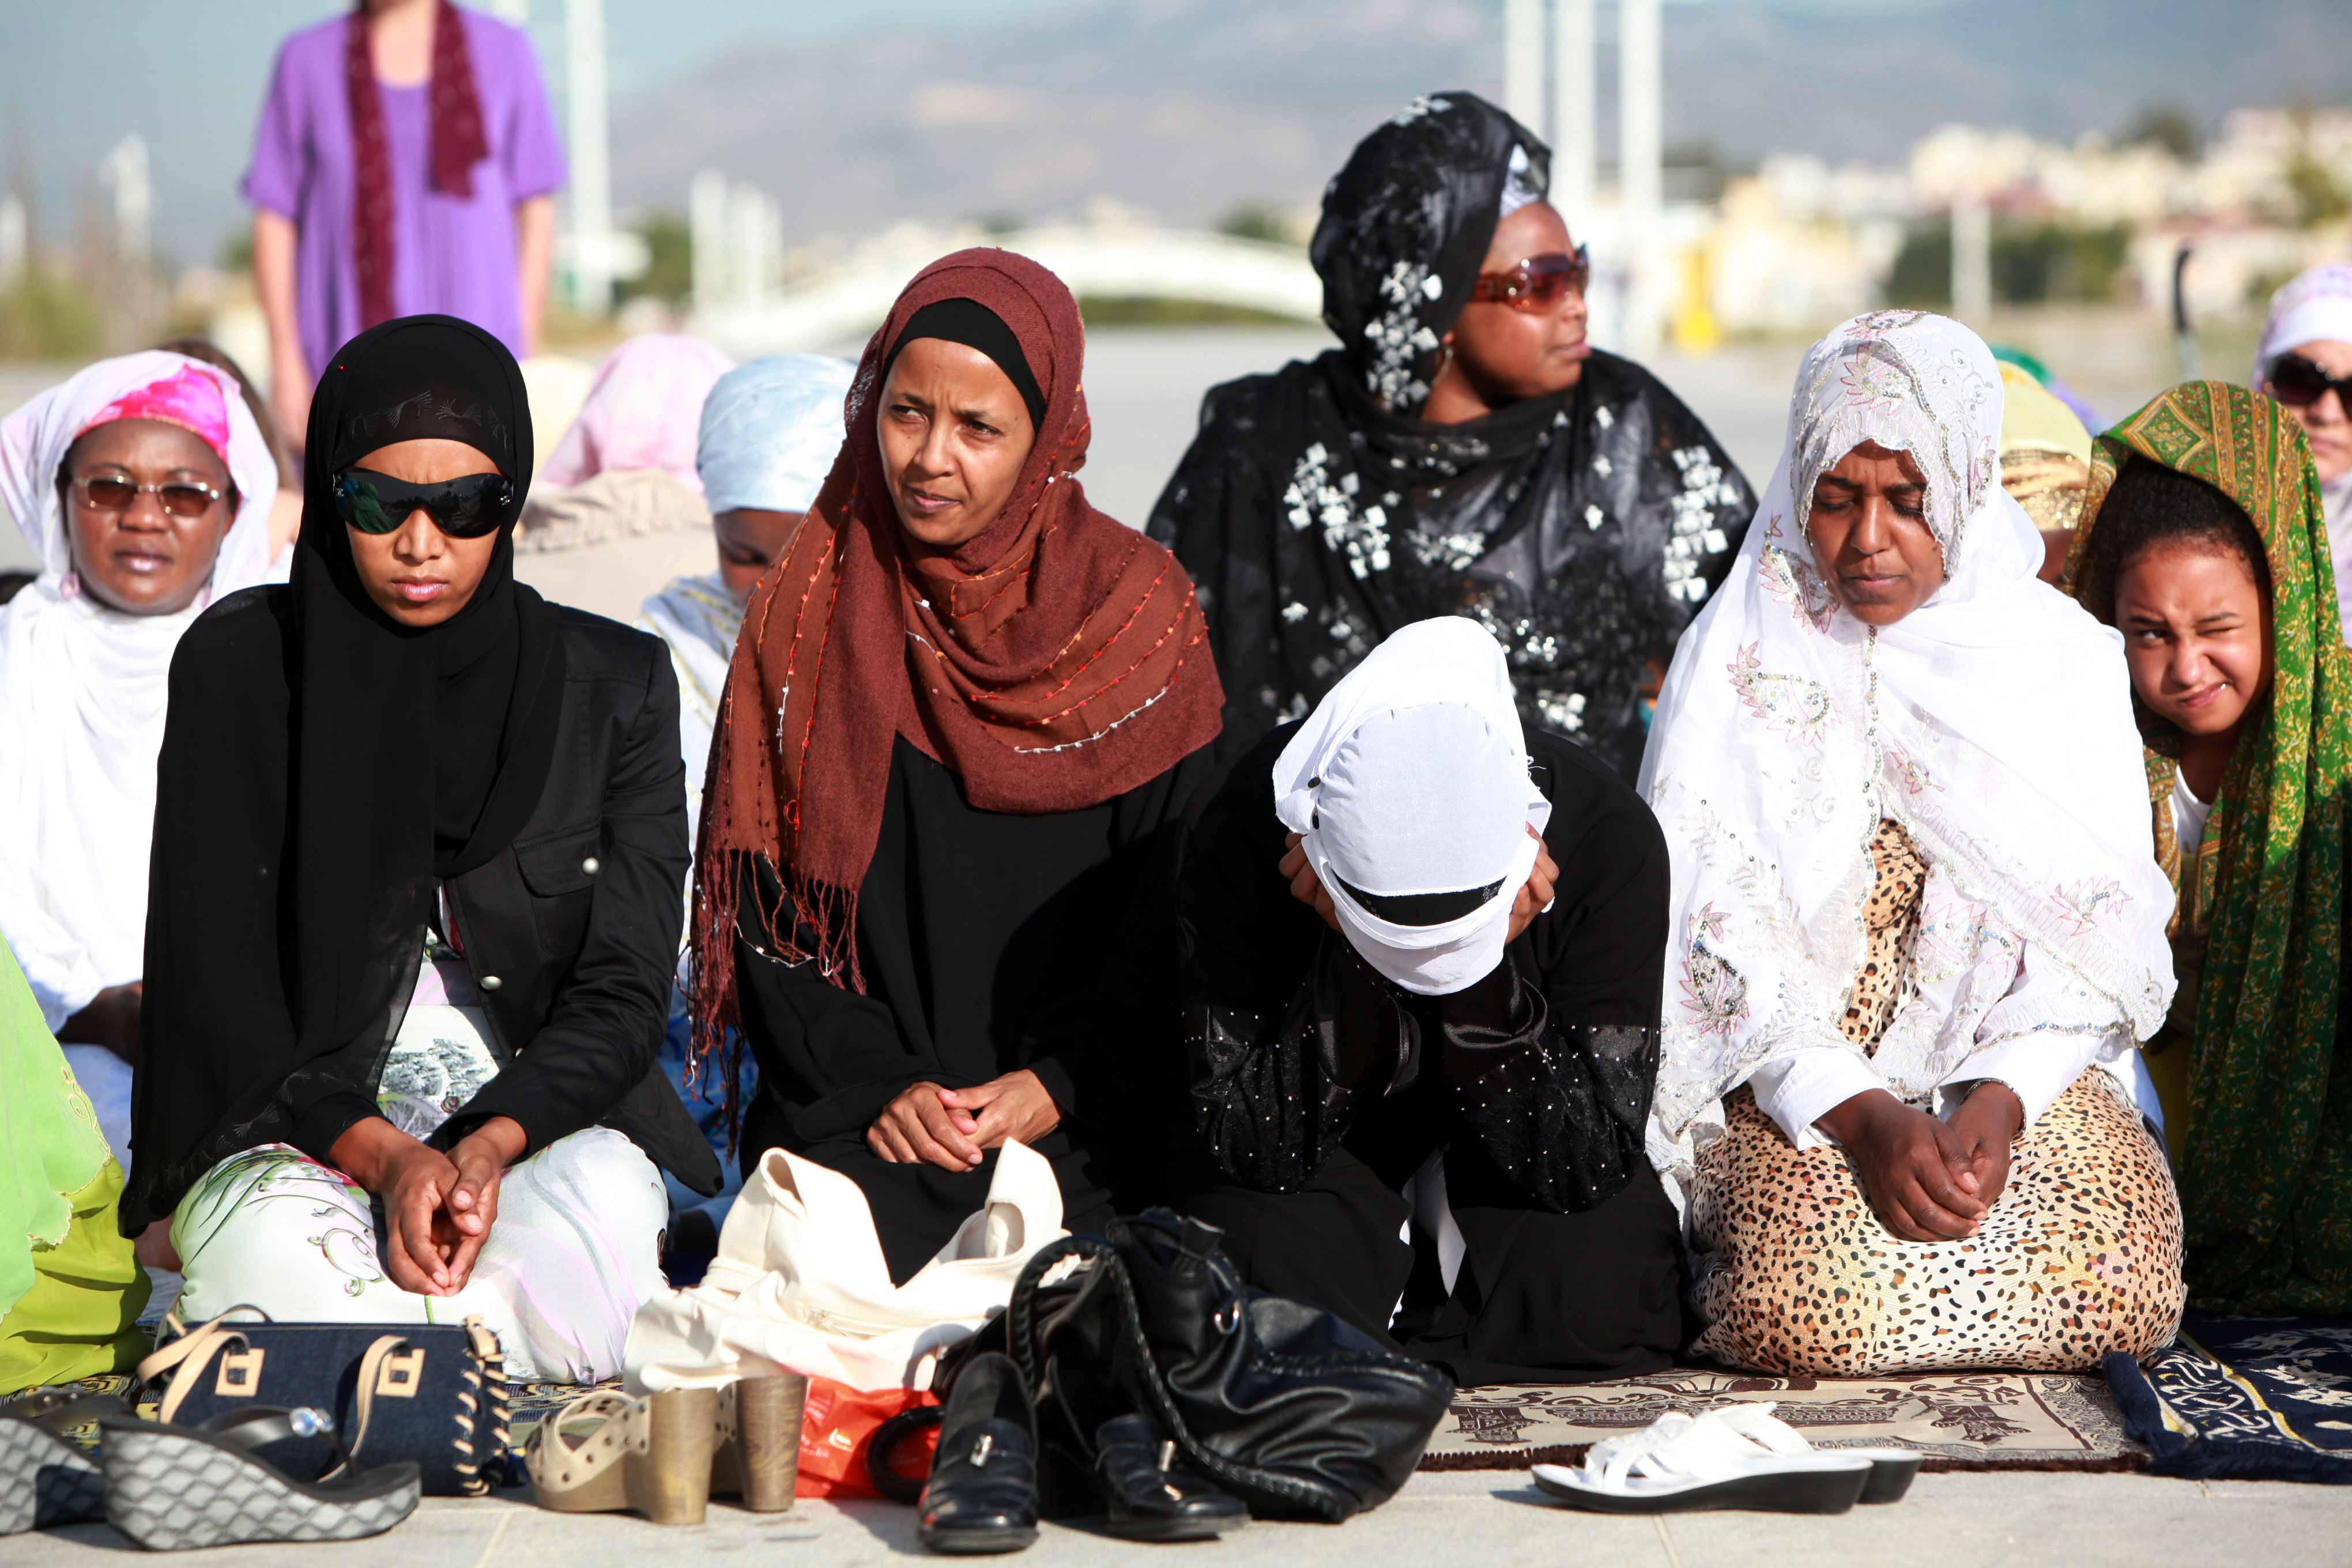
1706, 1401, 1923, 1504
1531, 1407, 1872, 1515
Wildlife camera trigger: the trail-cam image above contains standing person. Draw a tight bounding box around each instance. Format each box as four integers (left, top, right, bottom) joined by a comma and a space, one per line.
1642, 311, 2181, 1376
1148, 92, 1752, 782
692, 252, 1224, 1283
246, 0, 564, 451
2253, 264, 2352, 642
126, 316, 717, 1382
0, 353, 281, 1166
1171, 618, 1682, 1386
2064, 380, 2352, 1313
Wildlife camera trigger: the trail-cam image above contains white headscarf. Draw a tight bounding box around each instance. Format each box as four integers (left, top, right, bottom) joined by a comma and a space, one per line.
0, 351, 279, 1029
1272, 617, 1550, 996
696, 354, 855, 517
1637, 311, 2173, 1139
2254, 263, 2352, 383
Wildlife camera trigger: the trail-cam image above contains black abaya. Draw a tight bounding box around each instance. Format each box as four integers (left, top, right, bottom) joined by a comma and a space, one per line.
733, 736, 1217, 1283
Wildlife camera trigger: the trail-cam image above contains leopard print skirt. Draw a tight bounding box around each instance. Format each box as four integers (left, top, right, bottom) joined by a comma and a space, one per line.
1688, 1070, 2184, 1375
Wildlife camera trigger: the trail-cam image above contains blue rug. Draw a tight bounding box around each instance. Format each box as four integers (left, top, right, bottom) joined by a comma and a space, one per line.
2106, 1313, 2352, 1483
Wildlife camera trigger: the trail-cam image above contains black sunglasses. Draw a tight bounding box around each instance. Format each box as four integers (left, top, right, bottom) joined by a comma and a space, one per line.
331, 468, 513, 538
2268, 352, 2352, 412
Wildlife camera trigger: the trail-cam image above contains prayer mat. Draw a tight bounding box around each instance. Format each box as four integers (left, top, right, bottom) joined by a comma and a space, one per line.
2105, 1313, 2352, 1483
1419, 1366, 2145, 1472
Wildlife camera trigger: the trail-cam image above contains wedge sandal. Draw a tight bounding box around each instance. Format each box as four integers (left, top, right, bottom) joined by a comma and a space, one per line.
708, 1374, 806, 1513
1, 1390, 123, 1534
524, 1387, 719, 1525
99, 1405, 420, 1550
1706, 1400, 1923, 1504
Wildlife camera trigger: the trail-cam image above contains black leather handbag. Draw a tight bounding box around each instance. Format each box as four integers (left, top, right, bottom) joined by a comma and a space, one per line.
1003, 1210, 1452, 1522
139, 1307, 512, 1497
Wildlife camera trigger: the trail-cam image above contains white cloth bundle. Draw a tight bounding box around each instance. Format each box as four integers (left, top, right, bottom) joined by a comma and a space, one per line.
623, 1139, 1065, 1394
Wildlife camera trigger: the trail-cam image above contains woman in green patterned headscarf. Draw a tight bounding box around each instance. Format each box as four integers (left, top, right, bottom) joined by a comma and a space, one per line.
1, 941, 149, 1392
2065, 379, 2352, 1313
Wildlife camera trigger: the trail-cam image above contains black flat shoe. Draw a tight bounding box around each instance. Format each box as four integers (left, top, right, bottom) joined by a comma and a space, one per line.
917, 1352, 1040, 1555
1094, 1414, 1247, 1542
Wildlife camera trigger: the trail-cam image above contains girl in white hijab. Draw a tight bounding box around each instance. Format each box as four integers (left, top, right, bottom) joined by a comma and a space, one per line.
1639, 310, 2183, 1375
0, 352, 278, 1164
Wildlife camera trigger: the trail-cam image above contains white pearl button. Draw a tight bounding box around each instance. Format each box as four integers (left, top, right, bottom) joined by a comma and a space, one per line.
582, 857, 601, 874
480, 975, 503, 991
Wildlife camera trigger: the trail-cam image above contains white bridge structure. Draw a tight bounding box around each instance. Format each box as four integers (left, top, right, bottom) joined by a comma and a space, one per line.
688, 225, 1324, 357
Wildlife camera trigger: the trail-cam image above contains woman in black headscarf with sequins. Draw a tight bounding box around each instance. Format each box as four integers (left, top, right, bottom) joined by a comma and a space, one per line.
125, 315, 717, 1382
1148, 92, 1753, 783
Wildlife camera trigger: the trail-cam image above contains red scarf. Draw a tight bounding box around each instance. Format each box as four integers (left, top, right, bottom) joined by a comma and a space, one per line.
691, 250, 1223, 1063
346, 0, 489, 330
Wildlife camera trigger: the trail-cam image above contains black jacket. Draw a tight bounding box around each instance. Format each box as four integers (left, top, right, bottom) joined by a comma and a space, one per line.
1179, 721, 1667, 1212
267, 608, 719, 1198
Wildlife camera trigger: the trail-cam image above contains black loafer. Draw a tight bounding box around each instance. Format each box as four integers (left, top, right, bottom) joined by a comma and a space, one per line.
917, 1352, 1040, 1555
1094, 1414, 1247, 1541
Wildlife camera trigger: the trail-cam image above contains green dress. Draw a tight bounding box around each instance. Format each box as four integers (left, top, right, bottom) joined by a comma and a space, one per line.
2065, 380, 2352, 1313
0, 943, 149, 1393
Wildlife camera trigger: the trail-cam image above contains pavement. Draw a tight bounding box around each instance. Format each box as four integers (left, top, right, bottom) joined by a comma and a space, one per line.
8, 1468, 2352, 1568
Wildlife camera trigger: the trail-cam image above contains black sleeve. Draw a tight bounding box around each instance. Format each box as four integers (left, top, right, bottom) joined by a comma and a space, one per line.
435, 635, 689, 1155
1456, 734, 1669, 1209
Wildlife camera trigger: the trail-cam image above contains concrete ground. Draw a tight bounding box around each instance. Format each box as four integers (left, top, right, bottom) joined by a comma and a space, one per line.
8, 1469, 2352, 1568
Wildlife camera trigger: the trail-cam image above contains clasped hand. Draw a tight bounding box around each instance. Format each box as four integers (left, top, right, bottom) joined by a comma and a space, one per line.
1815, 1084, 2025, 1242
329, 1114, 527, 1296
868, 1069, 1063, 1170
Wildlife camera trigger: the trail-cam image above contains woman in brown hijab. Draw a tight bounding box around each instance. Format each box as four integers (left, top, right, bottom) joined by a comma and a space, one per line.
692, 251, 1224, 1279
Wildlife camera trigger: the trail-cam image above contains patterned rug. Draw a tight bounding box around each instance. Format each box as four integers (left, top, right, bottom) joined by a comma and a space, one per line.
1420, 1366, 2145, 1472
2106, 1313, 2352, 1483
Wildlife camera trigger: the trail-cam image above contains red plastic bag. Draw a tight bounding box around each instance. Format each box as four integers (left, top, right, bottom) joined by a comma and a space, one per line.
797, 1377, 938, 1498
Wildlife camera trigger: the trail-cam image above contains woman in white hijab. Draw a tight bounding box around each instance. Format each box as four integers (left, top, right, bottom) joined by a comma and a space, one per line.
1640, 310, 2183, 1375
0, 352, 278, 1164
1173, 616, 1684, 1386
2252, 265, 2352, 642
636, 352, 853, 1250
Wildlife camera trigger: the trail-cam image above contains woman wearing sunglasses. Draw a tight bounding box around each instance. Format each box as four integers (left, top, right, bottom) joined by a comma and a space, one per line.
0, 353, 282, 1167
122, 315, 719, 1381
1147, 92, 1754, 784
2255, 263, 2352, 643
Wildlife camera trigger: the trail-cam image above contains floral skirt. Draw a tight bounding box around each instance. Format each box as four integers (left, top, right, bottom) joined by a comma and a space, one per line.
1688, 1069, 2185, 1375
169, 1005, 666, 1382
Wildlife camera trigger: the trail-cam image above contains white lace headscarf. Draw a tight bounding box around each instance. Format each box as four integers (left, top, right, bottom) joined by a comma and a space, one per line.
1637, 311, 2173, 1140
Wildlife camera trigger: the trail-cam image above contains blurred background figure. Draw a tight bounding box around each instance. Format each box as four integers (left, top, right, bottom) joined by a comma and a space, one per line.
0, 352, 280, 1165
519, 332, 734, 550
636, 350, 850, 1252
1149, 93, 1751, 783
2253, 265, 2352, 642
1992, 355, 2097, 582
246, 0, 564, 452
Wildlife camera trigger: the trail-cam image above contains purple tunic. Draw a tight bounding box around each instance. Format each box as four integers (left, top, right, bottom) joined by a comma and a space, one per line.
244, 7, 566, 375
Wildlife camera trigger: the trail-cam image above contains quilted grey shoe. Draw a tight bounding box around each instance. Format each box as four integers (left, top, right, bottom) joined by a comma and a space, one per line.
99, 1407, 420, 1551
1, 1390, 122, 1533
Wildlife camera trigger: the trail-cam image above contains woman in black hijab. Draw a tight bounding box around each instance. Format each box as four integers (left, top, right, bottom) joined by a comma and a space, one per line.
1148, 92, 1754, 783
125, 315, 718, 1381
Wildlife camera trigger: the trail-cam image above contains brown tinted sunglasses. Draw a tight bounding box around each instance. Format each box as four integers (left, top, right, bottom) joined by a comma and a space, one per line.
1469, 245, 1591, 312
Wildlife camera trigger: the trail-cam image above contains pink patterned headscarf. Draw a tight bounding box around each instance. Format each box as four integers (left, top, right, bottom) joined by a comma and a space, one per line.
74, 364, 236, 470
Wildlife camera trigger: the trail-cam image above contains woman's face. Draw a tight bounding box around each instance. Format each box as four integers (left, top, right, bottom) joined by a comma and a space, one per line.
60, 418, 235, 616
1442, 200, 1590, 404
2114, 541, 2273, 740
876, 337, 1036, 551
1807, 441, 1945, 625
713, 507, 804, 602
343, 438, 503, 627
2264, 337, 2352, 484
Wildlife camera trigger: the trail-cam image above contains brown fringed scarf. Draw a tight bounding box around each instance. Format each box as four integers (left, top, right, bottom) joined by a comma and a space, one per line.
346, 0, 489, 330
689, 248, 1223, 1077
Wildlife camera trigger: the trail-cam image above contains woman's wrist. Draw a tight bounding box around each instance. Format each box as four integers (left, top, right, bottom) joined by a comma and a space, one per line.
453, 1114, 528, 1169
1959, 1080, 2025, 1138
327, 1115, 423, 1192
